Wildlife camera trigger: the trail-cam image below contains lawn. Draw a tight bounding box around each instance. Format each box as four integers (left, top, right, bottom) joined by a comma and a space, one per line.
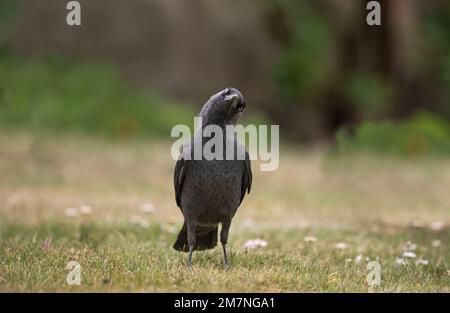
0, 131, 449, 292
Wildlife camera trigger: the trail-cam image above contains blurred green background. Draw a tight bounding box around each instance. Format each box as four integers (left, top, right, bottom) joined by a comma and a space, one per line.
0, 0, 449, 155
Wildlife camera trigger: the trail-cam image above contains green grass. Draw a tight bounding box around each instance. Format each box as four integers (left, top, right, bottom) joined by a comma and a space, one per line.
1, 219, 448, 292
0, 132, 449, 292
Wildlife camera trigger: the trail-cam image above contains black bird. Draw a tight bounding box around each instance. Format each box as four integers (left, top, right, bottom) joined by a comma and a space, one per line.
173, 87, 252, 267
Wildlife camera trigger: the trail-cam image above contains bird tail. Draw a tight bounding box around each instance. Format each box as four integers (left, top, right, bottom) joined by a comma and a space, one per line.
173, 222, 218, 252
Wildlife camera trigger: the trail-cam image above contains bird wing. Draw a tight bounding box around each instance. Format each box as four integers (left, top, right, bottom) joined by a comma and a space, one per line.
240, 151, 252, 204
174, 156, 185, 208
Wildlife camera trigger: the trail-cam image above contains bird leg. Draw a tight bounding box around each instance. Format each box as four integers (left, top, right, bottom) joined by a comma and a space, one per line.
220, 220, 232, 267
188, 245, 194, 267
222, 244, 229, 268
186, 221, 196, 267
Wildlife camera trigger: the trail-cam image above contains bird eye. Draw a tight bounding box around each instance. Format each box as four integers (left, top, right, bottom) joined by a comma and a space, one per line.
236, 102, 246, 112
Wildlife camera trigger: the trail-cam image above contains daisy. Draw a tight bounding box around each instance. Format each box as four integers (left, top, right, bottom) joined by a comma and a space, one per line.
140, 203, 155, 214
403, 251, 416, 259
243, 239, 268, 249
80, 205, 92, 215
65, 207, 79, 217
304, 236, 317, 243
335, 242, 349, 250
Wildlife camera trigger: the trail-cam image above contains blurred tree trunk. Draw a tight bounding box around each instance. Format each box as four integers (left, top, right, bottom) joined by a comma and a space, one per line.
386, 0, 428, 118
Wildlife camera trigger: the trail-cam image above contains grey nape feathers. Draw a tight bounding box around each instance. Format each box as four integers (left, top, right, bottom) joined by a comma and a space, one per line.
173, 87, 252, 267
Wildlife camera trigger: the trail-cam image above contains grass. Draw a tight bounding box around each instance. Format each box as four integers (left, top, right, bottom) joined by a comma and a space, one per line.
0, 131, 449, 292
1, 220, 449, 292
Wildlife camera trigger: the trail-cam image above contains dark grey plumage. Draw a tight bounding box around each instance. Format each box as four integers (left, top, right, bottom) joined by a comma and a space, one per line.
173, 87, 252, 267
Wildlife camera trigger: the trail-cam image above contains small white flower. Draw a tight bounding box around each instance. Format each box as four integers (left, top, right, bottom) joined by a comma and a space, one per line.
395, 257, 407, 265
403, 251, 416, 258
243, 239, 268, 249
79, 205, 92, 215
403, 241, 417, 251
415, 259, 429, 266
430, 221, 445, 231
140, 203, 155, 214
355, 254, 363, 264
431, 239, 441, 248
130, 216, 149, 228
140, 219, 150, 228
410, 220, 425, 229
65, 207, 79, 217
160, 223, 177, 234
304, 236, 317, 243
364, 256, 371, 262
241, 218, 255, 229
335, 242, 349, 250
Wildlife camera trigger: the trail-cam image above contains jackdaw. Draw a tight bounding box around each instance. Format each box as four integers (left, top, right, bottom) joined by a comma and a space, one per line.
173, 87, 252, 267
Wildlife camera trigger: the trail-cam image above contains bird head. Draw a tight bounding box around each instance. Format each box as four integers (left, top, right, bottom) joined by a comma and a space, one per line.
199, 87, 246, 126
